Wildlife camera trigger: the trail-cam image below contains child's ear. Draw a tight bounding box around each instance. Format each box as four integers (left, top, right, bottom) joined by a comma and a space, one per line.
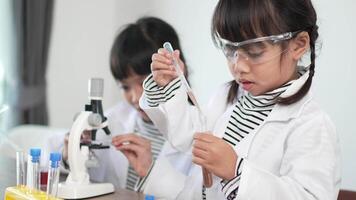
290, 31, 310, 60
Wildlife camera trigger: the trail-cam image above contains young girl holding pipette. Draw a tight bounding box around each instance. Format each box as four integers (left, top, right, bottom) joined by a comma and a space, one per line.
139, 0, 341, 199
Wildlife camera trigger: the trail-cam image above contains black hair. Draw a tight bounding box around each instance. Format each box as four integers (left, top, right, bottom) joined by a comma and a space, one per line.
110, 17, 189, 81
212, 0, 318, 105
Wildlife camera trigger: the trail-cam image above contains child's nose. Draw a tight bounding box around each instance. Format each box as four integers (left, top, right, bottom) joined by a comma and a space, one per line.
130, 91, 139, 104
233, 58, 250, 74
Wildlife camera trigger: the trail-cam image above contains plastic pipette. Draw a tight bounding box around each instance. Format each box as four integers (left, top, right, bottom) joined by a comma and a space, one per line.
163, 42, 212, 187
163, 42, 206, 129
162, 43, 198, 107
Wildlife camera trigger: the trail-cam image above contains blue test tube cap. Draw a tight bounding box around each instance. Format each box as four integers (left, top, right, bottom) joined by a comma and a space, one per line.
30, 148, 41, 162
49, 152, 62, 168
145, 194, 155, 200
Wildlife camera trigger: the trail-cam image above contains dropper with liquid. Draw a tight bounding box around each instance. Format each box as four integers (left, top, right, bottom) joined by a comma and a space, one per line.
163, 42, 212, 188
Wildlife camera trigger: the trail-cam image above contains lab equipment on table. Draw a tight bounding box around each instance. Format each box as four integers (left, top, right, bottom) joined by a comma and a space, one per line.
16, 150, 26, 187
163, 42, 212, 188
5, 186, 63, 200
57, 78, 114, 199
26, 148, 41, 192
47, 152, 61, 197
5, 149, 63, 200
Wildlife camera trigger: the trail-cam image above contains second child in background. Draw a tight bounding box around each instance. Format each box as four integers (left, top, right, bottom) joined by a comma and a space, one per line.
54, 17, 193, 192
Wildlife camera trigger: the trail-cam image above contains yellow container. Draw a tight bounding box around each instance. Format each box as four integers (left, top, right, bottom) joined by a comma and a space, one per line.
4, 185, 63, 200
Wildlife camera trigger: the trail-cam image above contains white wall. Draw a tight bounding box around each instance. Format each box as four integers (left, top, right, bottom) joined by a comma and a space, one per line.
48, 0, 356, 190
48, 0, 151, 127
312, 0, 356, 190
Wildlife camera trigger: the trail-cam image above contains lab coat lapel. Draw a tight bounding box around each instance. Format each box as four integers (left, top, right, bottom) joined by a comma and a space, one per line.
241, 91, 313, 159
233, 90, 313, 159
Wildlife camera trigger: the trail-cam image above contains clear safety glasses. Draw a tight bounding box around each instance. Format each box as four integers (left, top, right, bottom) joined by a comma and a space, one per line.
216, 31, 301, 65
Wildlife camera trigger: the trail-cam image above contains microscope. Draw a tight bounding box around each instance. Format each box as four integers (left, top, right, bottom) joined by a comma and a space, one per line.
57, 78, 114, 199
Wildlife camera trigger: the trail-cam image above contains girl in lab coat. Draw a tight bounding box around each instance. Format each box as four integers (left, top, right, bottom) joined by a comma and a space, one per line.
139, 0, 341, 199
58, 17, 192, 191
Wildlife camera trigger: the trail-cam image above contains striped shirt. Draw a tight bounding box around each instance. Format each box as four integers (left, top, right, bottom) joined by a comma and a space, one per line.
143, 74, 181, 107
221, 82, 292, 199
126, 116, 165, 191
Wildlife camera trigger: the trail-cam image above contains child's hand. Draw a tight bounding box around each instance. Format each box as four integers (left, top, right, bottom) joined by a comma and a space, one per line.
151, 48, 185, 87
112, 133, 153, 177
193, 133, 238, 180
63, 133, 69, 161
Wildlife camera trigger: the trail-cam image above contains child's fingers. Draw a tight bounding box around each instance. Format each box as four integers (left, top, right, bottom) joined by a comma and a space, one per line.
157, 48, 172, 58
152, 53, 172, 65
112, 135, 137, 146
112, 134, 135, 146
116, 143, 142, 153
192, 156, 207, 167
112, 134, 147, 147
152, 69, 177, 78
193, 140, 210, 152
192, 147, 209, 160
151, 61, 174, 71
173, 50, 181, 62
194, 132, 216, 143
173, 50, 185, 72
173, 50, 180, 57
115, 143, 144, 156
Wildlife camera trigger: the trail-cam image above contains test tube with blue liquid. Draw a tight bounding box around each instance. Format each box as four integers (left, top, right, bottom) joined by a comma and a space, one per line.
47, 152, 61, 197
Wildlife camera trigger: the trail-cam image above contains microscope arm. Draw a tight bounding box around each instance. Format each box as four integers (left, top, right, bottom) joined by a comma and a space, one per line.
66, 111, 92, 184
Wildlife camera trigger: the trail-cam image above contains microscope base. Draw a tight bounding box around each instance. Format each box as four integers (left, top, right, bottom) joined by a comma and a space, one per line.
57, 182, 114, 199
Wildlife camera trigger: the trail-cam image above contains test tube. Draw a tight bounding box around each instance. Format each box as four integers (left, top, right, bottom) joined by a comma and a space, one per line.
27, 148, 41, 191
46, 152, 61, 197
16, 150, 26, 187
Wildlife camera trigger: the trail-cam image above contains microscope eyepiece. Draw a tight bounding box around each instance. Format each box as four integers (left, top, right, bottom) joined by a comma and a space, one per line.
88, 78, 104, 100
86, 78, 111, 140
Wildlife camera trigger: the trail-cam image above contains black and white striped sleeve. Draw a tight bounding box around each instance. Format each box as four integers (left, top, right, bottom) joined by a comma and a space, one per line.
220, 157, 245, 199
143, 74, 181, 107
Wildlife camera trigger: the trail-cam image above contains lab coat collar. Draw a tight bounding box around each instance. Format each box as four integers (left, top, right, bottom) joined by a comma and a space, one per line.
266, 69, 313, 122
267, 91, 312, 122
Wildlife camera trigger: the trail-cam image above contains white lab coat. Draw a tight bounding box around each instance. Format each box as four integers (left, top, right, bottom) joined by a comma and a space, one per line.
139, 79, 341, 200
48, 101, 192, 190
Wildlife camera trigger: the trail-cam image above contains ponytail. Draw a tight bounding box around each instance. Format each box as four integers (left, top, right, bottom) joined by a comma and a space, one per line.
278, 25, 318, 105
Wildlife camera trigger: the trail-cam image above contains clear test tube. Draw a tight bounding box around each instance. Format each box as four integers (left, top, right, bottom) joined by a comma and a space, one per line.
46, 152, 61, 197
16, 150, 26, 187
27, 148, 41, 191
